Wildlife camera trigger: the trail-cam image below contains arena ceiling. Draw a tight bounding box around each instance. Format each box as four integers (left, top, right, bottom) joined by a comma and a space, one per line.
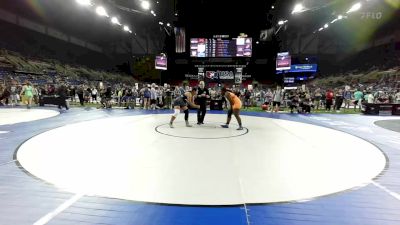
175, 0, 273, 37
1, 0, 398, 56
0, 0, 175, 46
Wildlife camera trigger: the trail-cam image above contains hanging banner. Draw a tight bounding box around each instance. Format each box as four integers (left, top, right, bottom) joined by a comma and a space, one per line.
235, 67, 243, 84
198, 67, 205, 80
205, 70, 235, 80
174, 27, 186, 53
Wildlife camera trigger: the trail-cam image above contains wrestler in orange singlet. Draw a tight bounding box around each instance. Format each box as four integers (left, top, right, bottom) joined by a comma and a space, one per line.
220, 87, 243, 130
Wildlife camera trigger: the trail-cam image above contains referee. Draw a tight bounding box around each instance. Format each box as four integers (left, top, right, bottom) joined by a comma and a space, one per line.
197, 81, 210, 125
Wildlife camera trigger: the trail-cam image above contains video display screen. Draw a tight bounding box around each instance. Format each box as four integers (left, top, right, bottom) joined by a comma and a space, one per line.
190, 38, 252, 58
291, 64, 318, 73
276, 52, 291, 71
276, 64, 318, 74
155, 55, 167, 70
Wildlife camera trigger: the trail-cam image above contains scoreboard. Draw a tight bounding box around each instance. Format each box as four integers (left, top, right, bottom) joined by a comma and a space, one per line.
190, 38, 252, 58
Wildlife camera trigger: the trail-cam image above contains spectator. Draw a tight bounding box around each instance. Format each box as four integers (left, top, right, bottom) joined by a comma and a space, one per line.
32, 85, 39, 105
288, 91, 299, 113
244, 89, 251, 109
10, 83, 18, 106
272, 86, 283, 113
326, 89, 334, 111
301, 92, 312, 113
150, 84, 157, 110
335, 89, 344, 112
313, 88, 322, 110
395, 90, 400, 104
77, 85, 84, 106
367, 92, 375, 103
100, 86, 113, 108
117, 88, 123, 106
320, 90, 326, 110
57, 84, 69, 110
164, 85, 172, 109
20, 81, 33, 109
142, 85, 151, 110
353, 89, 364, 111
91, 87, 98, 103
69, 86, 76, 102
343, 88, 352, 109
0, 85, 10, 106
265, 89, 273, 107
123, 88, 134, 109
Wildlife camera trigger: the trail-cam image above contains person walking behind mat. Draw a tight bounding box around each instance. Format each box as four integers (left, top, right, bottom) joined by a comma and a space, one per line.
20, 81, 34, 109
169, 88, 200, 128
57, 84, 69, 110
220, 87, 243, 130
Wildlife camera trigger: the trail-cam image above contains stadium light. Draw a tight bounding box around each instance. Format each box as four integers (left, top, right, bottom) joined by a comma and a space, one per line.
278, 20, 288, 25
141, 1, 150, 10
111, 17, 121, 25
76, 0, 92, 6
318, 27, 324, 31
123, 25, 130, 32
338, 14, 343, 20
331, 18, 337, 24
271, 5, 275, 9
96, 6, 109, 17
166, 23, 171, 27
292, 3, 305, 14
159, 21, 164, 25
347, 2, 362, 14
324, 23, 329, 28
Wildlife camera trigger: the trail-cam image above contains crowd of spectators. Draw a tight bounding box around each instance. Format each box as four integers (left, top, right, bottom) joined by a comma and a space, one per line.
0, 70, 219, 109
1, 56, 399, 113
2, 71, 399, 113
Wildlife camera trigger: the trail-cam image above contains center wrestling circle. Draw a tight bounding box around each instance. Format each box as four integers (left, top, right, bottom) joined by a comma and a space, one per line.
155, 122, 249, 139
16, 114, 386, 205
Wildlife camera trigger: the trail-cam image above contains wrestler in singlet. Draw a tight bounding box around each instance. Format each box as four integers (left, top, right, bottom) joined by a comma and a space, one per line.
228, 92, 242, 110
169, 88, 200, 128
221, 87, 243, 130
172, 91, 197, 108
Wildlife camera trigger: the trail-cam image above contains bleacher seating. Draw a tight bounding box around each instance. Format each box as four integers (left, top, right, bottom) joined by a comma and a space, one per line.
0, 49, 137, 86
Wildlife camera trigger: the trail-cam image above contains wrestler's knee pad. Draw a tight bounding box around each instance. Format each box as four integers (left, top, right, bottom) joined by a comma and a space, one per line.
172, 109, 180, 117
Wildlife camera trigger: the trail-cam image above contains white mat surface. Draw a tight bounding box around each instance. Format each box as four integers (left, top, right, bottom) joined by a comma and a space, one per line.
0, 108, 59, 126
17, 114, 386, 205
